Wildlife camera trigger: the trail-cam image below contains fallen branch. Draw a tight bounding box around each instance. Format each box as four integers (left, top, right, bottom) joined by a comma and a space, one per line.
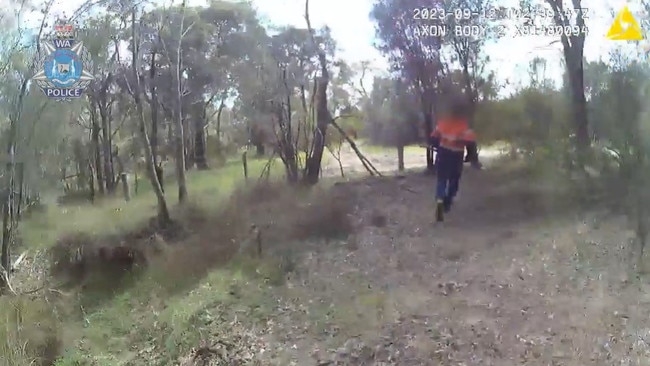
20, 284, 46, 295
330, 118, 382, 176
258, 151, 277, 182
12, 250, 28, 270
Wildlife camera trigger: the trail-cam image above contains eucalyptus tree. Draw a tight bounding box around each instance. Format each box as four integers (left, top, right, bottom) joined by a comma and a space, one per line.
139, 1, 262, 172
0, 0, 55, 291
525, 0, 590, 162
80, 14, 123, 194
371, 0, 445, 172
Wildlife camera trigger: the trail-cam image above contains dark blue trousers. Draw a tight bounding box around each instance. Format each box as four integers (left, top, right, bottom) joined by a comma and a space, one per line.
435, 148, 464, 201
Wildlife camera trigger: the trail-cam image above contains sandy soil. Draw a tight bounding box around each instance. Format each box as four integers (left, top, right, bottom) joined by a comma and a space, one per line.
252, 146, 650, 365
321, 142, 503, 176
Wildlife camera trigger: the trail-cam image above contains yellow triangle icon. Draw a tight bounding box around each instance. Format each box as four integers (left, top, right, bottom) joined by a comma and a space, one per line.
606, 5, 644, 40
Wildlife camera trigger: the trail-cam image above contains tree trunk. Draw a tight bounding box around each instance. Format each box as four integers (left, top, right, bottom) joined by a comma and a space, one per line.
130, 9, 171, 225
16, 163, 24, 220
120, 173, 130, 201
134, 170, 139, 195
551, 0, 589, 165
423, 111, 435, 173
91, 111, 104, 195
242, 152, 248, 181
139, 112, 171, 223
155, 164, 164, 193
173, 0, 188, 203
255, 143, 265, 157
567, 51, 589, 155
73, 139, 86, 190
194, 118, 208, 170
303, 0, 331, 185
397, 145, 405, 171
183, 116, 194, 170
115, 154, 129, 202
1, 196, 11, 287
166, 120, 173, 161
216, 97, 225, 140
149, 50, 160, 166
175, 0, 191, 184
303, 75, 329, 184
1, 124, 19, 292
88, 161, 95, 202
278, 69, 299, 183
100, 106, 114, 193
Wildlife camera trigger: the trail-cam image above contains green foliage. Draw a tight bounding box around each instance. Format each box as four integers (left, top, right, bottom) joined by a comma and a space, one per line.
20, 158, 282, 250
363, 76, 421, 146
474, 87, 569, 151
589, 62, 647, 148
586, 61, 650, 214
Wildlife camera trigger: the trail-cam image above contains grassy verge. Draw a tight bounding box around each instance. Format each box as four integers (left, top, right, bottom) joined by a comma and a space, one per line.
51, 260, 284, 365
20, 157, 282, 251
45, 174, 354, 364
2, 156, 288, 366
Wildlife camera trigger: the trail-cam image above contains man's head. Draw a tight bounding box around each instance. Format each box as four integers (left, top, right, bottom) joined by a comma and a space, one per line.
447, 97, 469, 119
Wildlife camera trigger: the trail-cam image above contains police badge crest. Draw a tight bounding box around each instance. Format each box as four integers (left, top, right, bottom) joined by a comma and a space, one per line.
32, 24, 94, 101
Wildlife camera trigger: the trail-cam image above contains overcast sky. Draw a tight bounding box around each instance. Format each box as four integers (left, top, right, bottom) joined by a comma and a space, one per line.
252, 0, 647, 95
29, 0, 650, 95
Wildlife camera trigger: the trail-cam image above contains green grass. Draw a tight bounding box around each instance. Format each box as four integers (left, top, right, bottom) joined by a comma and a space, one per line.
49, 254, 293, 365
2, 155, 291, 366
20, 157, 283, 250
3, 151, 369, 365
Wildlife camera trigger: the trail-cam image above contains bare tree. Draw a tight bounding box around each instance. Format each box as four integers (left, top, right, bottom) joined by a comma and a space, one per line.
302, 0, 331, 184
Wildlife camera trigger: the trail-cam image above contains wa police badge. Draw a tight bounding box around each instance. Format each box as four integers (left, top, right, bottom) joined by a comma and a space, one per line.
32, 24, 94, 101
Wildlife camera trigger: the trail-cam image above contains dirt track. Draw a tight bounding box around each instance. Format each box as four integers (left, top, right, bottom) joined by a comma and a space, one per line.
321, 142, 503, 176
255, 146, 650, 365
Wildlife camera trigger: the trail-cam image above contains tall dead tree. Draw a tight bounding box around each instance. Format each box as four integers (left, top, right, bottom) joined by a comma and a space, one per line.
302, 0, 331, 185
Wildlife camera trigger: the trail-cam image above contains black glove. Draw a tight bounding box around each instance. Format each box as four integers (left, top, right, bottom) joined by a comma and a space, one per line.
465, 142, 478, 163
429, 136, 440, 149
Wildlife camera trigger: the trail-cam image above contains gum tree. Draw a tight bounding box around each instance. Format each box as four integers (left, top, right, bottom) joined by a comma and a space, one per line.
371, 0, 445, 172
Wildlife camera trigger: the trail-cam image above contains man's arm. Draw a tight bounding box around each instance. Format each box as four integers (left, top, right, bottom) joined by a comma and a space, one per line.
429, 127, 441, 148
465, 142, 478, 163
461, 129, 480, 165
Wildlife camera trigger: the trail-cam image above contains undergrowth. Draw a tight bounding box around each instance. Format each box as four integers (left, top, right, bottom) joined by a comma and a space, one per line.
1, 156, 357, 365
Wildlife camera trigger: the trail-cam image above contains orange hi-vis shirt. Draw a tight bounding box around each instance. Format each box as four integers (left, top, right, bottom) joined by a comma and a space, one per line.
430, 118, 476, 153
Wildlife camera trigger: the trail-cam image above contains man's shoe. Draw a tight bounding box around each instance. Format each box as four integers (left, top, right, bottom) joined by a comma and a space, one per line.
436, 200, 444, 222
443, 197, 453, 212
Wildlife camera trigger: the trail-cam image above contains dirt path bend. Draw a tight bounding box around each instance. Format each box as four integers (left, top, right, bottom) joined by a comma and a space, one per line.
257, 160, 650, 366
321, 142, 503, 176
